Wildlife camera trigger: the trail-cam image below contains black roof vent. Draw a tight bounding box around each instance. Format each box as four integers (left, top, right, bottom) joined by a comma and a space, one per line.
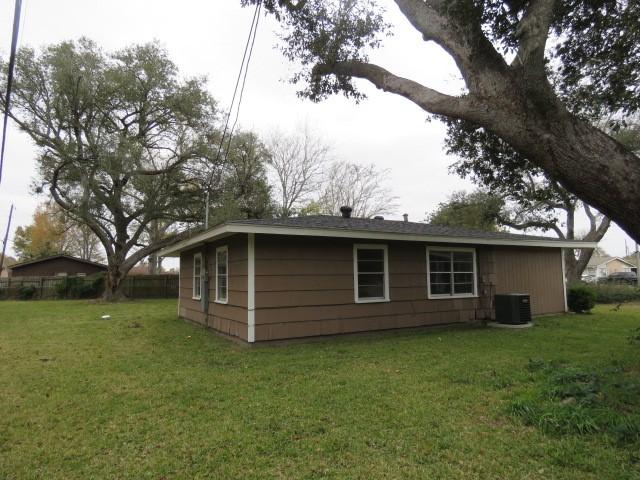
374, 215, 384, 220
340, 206, 352, 218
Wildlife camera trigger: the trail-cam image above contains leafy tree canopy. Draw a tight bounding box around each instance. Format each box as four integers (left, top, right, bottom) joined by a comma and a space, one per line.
1, 39, 218, 299
208, 131, 274, 223
242, 0, 640, 241
426, 190, 504, 232
13, 203, 104, 262
13, 204, 66, 260
248, 0, 639, 120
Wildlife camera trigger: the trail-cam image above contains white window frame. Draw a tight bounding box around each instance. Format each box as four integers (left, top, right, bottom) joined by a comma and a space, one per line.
192, 253, 203, 300
426, 246, 478, 299
215, 245, 229, 304
353, 244, 390, 304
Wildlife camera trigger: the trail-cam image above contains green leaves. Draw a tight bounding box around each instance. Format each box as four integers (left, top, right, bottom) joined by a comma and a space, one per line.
0, 39, 223, 294
426, 190, 505, 232
244, 0, 390, 101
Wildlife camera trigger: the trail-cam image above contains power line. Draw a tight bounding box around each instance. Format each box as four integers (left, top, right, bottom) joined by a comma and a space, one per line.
207, 1, 261, 192
0, 0, 23, 187
204, 1, 262, 227
221, 1, 261, 165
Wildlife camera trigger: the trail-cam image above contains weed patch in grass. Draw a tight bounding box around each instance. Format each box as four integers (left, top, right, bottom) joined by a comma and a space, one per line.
509, 360, 640, 444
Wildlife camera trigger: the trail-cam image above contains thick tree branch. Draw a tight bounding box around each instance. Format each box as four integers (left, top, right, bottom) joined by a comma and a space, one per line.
499, 215, 565, 239
394, 0, 508, 94
513, 0, 557, 68
313, 61, 480, 119
122, 228, 194, 272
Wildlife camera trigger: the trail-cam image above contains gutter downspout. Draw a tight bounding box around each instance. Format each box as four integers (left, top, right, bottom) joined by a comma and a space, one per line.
247, 233, 255, 343
202, 249, 210, 326
176, 255, 180, 317
561, 248, 568, 312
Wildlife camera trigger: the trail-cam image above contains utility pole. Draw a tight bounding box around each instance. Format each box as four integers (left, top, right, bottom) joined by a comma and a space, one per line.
0, 203, 14, 273
0, 0, 23, 186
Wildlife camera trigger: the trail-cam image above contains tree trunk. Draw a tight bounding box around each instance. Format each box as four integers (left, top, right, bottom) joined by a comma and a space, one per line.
564, 248, 596, 285
148, 253, 157, 275
103, 265, 127, 301
147, 254, 163, 274
564, 250, 580, 285
499, 114, 640, 241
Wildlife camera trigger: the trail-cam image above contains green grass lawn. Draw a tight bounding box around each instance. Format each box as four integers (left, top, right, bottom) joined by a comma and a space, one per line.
1, 300, 639, 479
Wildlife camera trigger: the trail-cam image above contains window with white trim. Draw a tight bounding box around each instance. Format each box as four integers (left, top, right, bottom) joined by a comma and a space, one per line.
193, 253, 203, 300
427, 247, 477, 298
354, 244, 389, 303
215, 246, 228, 303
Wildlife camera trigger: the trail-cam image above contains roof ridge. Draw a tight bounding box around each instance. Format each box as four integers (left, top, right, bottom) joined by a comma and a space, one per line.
10, 253, 107, 269
225, 215, 556, 242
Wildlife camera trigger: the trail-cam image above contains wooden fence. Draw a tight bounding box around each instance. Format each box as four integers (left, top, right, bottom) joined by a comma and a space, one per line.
0, 274, 179, 300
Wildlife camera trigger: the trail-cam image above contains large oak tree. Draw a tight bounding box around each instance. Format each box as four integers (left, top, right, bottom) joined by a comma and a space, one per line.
1, 39, 218, 299
243, 0, 640, 240
444, 120, 633, 282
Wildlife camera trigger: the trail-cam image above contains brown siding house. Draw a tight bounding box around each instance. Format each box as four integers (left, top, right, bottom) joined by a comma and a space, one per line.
161, 214, 595, 343
9, 255, 107, 277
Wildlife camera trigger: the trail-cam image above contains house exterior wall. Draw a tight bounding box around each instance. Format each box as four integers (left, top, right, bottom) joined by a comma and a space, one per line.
9, 258, 106, 277
177, 233, 567, 342
491, 246, 566, 315
606, 259, 634, 275
252, 235, 497, 342
179, 234, 248, 341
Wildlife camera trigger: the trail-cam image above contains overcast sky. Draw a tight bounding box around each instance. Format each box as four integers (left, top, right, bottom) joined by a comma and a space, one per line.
0, 0, 635, 261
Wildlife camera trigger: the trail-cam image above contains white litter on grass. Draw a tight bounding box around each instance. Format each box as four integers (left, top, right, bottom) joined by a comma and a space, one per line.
101, 315, 111, 320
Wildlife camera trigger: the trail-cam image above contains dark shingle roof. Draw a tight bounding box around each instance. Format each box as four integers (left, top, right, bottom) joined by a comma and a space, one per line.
9, 254, 107, 270
226, 215, 563, 242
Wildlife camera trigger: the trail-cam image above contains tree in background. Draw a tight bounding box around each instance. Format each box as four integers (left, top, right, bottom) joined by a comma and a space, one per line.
13, 204, 66, 260
267, 124, 328, 218
2, 39, 218, 299
316, 161, 398, 218
65, 221, 104, 263
241, 1, 640, 241
145, 219, 172, 274
206, 131, 274, 224
13, 203, 104, 262
426, 191, 503, 232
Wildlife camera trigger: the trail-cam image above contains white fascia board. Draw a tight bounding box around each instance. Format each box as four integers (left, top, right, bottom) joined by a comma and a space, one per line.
227, 225, 598, 248
157, 226, 234, 257
158, 224, 598, 256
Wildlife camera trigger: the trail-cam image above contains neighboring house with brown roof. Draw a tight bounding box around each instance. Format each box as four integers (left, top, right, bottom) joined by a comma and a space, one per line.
159, 208, 595, 344
581, 255, 636, 282
8, 254, 107, 278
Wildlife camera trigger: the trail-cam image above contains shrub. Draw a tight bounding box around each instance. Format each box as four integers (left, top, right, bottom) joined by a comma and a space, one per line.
17, 285, 36, 300
55, 274, 104, 299
55, 277, 78, 299
589, 283, 640, 304
567, 285, 596, 313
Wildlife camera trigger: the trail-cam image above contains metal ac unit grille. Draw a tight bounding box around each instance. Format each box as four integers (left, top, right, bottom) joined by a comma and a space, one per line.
495, 294, 531, 324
